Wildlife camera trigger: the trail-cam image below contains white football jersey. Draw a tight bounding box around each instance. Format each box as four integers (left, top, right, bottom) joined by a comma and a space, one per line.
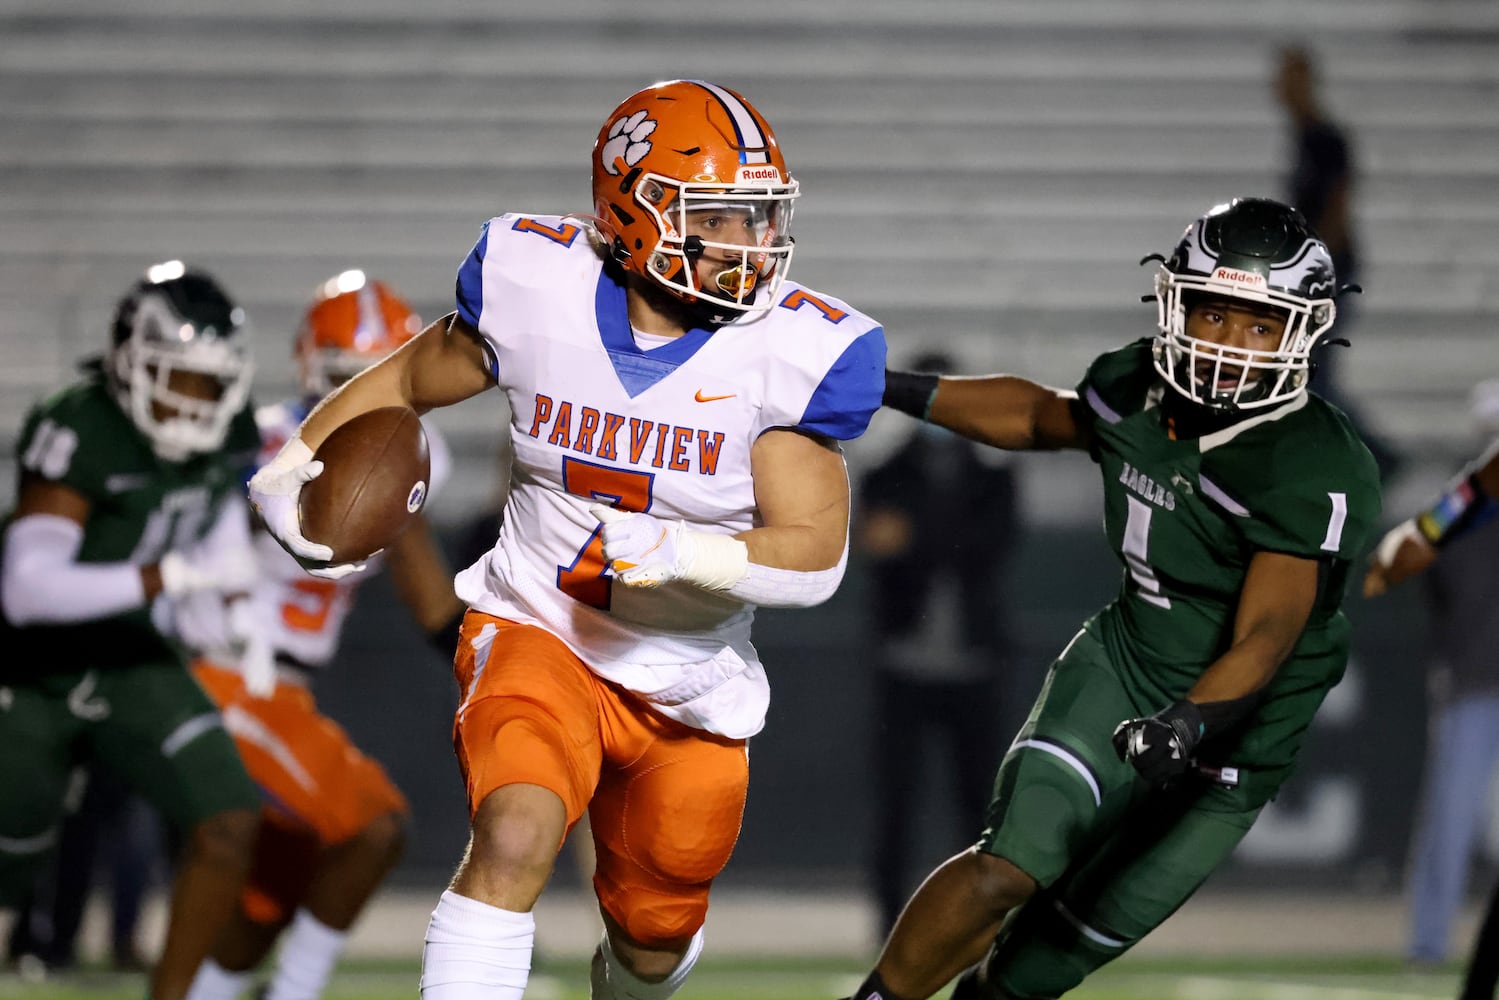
234, 398, 451, 672
452, 213, 885, 738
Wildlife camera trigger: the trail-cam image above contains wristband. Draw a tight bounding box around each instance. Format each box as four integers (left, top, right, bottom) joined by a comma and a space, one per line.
1155, 699, 1204, 753
881, 370, 939, 421
1415, 471, 1499, 548
1191, 693, 1261, 739
268, 436, 315, 474
677, 530, 750, 591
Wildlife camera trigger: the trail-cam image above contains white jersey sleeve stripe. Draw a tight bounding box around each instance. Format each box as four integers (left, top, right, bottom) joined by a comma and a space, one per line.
694, 81, 769, 164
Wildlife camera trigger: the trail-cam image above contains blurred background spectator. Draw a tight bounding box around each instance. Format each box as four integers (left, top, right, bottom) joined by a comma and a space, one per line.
1403, 378, 1499, 963
1273, 42, 1400, 482
856, 350, 1017, 939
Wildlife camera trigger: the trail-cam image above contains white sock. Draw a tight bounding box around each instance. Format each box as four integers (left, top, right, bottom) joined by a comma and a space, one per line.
265, 909, 348, 1000
420, 890, 534, 1000
186, 958, 253, 1000
590, 927, 704, 1000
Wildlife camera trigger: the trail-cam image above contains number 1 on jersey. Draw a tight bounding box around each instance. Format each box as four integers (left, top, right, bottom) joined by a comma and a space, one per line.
1123, 495, 1172, 609
557, 458, 655, 609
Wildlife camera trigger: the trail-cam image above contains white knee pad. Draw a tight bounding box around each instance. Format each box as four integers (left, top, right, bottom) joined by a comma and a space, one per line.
589, 928, 704, 1000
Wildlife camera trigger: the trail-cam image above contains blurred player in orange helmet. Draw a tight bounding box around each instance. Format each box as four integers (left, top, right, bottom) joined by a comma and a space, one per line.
296, 272, 426, 399
185, 271, 464, 1000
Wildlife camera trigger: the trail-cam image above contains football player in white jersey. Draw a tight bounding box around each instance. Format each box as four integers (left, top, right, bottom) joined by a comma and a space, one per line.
184, 273, 465, 1000
249, 80, 886, 1000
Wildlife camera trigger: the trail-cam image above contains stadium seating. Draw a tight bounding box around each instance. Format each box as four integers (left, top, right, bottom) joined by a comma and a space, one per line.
3, 0, 1498, 507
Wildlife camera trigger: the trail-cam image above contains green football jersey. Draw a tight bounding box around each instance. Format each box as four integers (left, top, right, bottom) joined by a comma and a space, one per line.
1, 372, 260, 675
1076, 340, 1381, 777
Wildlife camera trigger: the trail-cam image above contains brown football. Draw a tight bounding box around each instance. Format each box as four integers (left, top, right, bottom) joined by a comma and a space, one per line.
298, 407, 430, 563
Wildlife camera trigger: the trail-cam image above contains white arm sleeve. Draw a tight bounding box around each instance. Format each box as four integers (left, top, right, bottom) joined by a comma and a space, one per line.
672, 526, 848, 610
1, 514, 147, 625
725, 544, 848, 609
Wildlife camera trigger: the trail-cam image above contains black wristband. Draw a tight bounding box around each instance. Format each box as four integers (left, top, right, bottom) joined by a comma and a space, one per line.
426, 606, 468, 658
1191, 693, 1261, 740
881, 369, 939, 420
1155, 700, 1205, 754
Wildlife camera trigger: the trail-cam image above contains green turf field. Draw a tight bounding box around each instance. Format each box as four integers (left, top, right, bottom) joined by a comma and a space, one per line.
0, 955, 1467, 1000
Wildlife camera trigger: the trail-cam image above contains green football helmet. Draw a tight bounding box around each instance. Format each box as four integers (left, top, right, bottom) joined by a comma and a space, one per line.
108, 261, 254, 462
1150, 197, 1338, 411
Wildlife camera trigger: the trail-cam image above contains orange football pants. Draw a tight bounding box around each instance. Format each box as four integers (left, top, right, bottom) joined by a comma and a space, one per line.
193, 660, 408, 923
453, 612, 750, 947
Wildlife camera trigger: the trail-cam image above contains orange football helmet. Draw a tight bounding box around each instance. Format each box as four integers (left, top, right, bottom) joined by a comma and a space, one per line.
295, 271, 422, 398
591, 80, 799, 321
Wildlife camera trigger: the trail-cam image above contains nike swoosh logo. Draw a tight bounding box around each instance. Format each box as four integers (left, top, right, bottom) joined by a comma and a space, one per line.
694, 390, 736, 403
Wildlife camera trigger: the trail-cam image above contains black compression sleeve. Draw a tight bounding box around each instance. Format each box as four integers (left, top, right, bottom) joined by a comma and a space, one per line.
882, 369, 939, 420
1193, 692, 1262, 738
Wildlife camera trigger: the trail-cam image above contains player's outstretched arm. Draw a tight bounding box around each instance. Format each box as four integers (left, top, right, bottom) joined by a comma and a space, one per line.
883, 369, 1092, 452
1114, 550, 1318, 785
3, 478, 253, 625
1364, 438, 1499, 597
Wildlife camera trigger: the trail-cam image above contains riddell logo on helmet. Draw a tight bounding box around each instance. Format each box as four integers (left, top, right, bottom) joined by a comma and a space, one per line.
736, 165, 781, 183
1212, 267, 1267, 287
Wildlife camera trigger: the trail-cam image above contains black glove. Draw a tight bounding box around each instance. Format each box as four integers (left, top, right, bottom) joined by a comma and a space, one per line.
1112, 700, 1204, 786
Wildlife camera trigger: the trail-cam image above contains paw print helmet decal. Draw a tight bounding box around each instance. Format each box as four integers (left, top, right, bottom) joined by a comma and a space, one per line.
590, 80, 799, 322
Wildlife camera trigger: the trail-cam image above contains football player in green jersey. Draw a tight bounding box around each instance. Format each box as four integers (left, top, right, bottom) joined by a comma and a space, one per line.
846, 198, 1381, 1000
0, 262, 263, 1000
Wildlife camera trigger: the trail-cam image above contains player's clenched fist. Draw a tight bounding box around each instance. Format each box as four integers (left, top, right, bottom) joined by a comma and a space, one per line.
1112, 700, 1204, 786
247, 438, 332, 563
591, 505, 689, 588
1362, 518, 1437, 598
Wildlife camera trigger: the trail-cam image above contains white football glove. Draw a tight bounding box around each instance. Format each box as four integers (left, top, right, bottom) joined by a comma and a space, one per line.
247, 438, 334, 564
591, 505, 685, 588
248, 437, 369, 580
154, 589, 234, 651
158, 543, 258, 597
154, 593, 278, 698
302, 556, 371, 581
